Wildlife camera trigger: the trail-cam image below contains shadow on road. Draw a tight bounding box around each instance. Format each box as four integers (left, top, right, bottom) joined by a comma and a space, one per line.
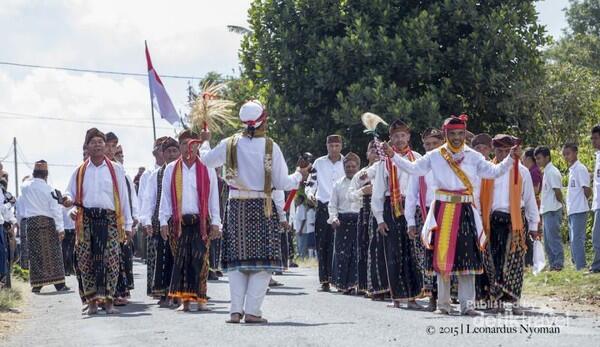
245, 321, 355, 327
266, 291, 308, 296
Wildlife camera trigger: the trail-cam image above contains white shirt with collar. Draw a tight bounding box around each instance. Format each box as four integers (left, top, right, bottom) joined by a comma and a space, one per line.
348, 163, 378, 203
0, 203, 16, 225
592, 151, 600, 211
65, 159, 133, 231
63, 206, 75, 230
566, 160, 590, 216
158, 159, 221, 228
306, 154, 345, 204
200, 137, 302, 192
391, 143, 514, 246
491, 163, 540, 231
328, 176, 360, 224
137, 164, 160, 211
540, 162, 563, 214
16, 178, 64, 231
140, 165, 164, 227
371, 150, 421, 224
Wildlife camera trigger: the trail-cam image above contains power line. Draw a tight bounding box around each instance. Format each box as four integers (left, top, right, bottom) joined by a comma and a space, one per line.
0, 61, 202, 80
0, 111, 176, 130
3, 160, 141, 171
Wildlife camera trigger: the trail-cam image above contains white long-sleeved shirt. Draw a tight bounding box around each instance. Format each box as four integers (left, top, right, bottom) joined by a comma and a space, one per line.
0, 203, 16, 225
372, 151, 421, 224
200, 137, 302, 192
158, 159, 221, 228
63, 206, 75, 230
593, 151, 600, 211
348, 164, 378, 203
491, 163, 540, 231
16, 178, 64, 231
137, 164, 160, 213
125, 174, 139, 221
328, 176, 360, 224
140, 166, 164, 227
391, 144, 514, 194
305, 155, 345, 203
65, 160, 133, 231
405, 171, 436, 227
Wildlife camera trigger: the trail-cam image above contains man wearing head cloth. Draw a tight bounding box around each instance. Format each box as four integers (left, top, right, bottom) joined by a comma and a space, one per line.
384, 115, 521, 316
140, 136, 180, 305
303, 134, 345, 292
158, 130, 221, 312
15, 160, 68, 293
405, 127, 444, 311
137, 136, 167, 298
471, 133, 493, 159
372, 119, 424, 309
200, 100, 310, 323
348, 140, 380, 296
63, 128, 133, 315
327, 152, 361, 293
476, 134, 539, 315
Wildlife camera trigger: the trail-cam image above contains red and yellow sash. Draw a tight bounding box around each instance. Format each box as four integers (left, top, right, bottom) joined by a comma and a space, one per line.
170, 156, 210, 242
74, 157, 124, 242
432, 191, 464, 278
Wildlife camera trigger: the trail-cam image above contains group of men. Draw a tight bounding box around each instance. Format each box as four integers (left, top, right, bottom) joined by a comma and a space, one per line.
308, 116, 600, 316
8, 100, 310, 323
5, 104, 600, 321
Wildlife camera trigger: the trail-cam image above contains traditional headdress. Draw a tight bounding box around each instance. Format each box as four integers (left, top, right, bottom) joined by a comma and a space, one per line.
161, 137, 179, 151
106, 131, 119, 144
471, 133, 493, 148
389, 119, 410, 135
177, 129, 200, 143
34, 160, 48, 171
421, 127, 444, 141
326, 135, 342, 144
84, 127, 106, 145
492, 134, 517, 148
343, 152, 361, 166
442, 114, 468, 131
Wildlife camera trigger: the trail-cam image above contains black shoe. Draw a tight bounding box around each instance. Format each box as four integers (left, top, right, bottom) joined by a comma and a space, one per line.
208, 271, 218, 281
32, 286, 42, 293
289, 262, 299, 268
215, 271, 224, 277
318, 283, 331, 292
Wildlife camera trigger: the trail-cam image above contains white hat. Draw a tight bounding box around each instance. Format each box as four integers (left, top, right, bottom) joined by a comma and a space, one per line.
239, 100, 265, 128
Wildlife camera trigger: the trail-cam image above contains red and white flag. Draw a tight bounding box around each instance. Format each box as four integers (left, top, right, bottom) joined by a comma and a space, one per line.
145, 42, 180, 125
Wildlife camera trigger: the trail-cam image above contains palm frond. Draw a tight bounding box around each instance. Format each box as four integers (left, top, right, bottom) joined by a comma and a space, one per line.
188, 81, 237, 135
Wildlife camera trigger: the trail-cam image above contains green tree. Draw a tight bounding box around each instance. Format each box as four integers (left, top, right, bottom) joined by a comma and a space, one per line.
240, 0, 549, 157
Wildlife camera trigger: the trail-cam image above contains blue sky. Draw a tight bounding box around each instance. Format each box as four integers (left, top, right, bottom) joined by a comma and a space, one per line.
0, 0, 571, 192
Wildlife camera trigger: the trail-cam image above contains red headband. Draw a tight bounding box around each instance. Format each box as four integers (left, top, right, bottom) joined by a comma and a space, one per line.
443, 114, 469, 131
243, 111, 267, 128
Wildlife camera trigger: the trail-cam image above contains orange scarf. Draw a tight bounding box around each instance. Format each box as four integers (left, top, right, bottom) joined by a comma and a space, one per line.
480, 158, 525, 251
386, 146, 415, 217
74, 157, 125, 242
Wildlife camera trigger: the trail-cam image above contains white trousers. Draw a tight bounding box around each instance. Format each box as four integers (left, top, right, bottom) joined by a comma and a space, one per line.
228, 270, 271, 317
437, 274, 475, 314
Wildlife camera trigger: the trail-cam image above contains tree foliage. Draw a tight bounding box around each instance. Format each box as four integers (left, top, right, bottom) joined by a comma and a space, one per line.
240, 0, 548, 157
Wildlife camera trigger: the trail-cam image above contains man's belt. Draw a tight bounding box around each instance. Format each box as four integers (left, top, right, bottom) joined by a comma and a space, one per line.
228, 190, 267, 199
434, 190, 474, 204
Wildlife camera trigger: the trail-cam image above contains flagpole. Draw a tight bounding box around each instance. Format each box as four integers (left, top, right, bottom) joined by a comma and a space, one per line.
145, 40, 157, 142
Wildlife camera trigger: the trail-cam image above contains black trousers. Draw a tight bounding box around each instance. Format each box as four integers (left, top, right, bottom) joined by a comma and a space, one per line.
315, 201, 334, 284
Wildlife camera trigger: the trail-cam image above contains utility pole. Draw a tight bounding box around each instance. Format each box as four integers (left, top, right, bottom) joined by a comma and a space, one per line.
13, 137, 18, 197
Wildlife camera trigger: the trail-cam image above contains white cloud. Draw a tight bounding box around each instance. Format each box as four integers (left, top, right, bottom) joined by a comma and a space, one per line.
0, 0, 251, 193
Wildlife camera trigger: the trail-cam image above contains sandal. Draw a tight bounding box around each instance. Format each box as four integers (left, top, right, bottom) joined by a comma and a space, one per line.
244, 314, 268, 324
226, 312, 243, 324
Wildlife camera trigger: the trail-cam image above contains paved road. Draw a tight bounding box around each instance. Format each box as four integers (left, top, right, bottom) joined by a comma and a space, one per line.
5, 261, 599, 347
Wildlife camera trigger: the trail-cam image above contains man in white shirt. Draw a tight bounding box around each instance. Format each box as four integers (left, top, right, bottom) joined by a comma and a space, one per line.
385, 115, 519, 316
590, 125, 600, 273
306, 135, 345, 292
563, 143, 592, 270
141, 136, 179, 304
201, 100, 309, 324
16, 160, 68, 293
159, 130, 221, 312
405, 128, 443, 311
535, 146, 565, 271
478, 135, 540, 315
348, 141, 379, 295
63, 128, 133, 315
328, 152, 361, 294
373, 120, 424, 309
